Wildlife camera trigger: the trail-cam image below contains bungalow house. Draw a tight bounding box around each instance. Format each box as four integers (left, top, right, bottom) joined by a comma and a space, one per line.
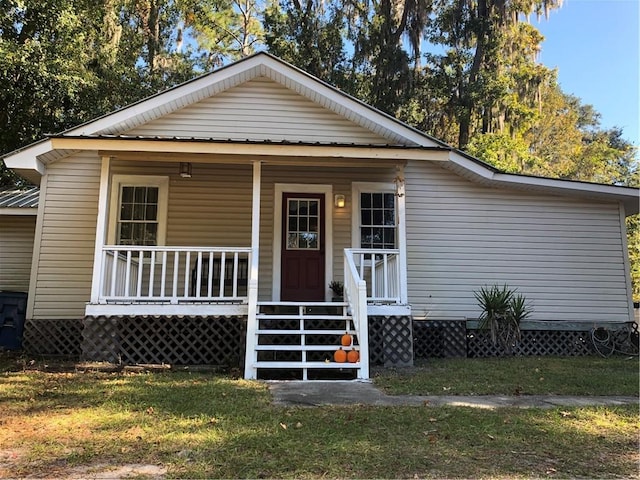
1, 53, 638, 379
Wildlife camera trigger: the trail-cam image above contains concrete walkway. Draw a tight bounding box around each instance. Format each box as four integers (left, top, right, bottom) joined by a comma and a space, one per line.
268, 381, 639, 409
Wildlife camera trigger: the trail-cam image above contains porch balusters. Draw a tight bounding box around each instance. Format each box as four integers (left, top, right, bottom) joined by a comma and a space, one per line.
346, 248, 402, 304
99, 246, 251, 304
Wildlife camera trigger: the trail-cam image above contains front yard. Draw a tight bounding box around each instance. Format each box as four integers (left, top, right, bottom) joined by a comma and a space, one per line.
0, 354, 638, 479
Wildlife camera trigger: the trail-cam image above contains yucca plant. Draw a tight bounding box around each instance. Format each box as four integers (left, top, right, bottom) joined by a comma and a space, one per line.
475, 284, 532, 354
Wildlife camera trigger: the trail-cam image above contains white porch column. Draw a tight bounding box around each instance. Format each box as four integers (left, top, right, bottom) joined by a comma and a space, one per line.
396, 165, 409, 305
89, 156, 112, 304
244, 160, 262, 379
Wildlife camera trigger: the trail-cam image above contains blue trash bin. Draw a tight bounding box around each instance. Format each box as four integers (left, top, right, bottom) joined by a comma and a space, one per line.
0, 291, 28, 350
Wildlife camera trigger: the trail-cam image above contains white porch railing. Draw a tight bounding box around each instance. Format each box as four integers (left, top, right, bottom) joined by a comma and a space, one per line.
344, 250, 369, 380
345, 249, 402, 304
343, 248, 404, 379
97, 246, 252, 304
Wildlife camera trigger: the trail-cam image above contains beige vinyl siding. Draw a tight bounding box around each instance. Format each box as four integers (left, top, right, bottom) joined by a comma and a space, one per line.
32, 153, 101, 319
260, 165, 395, 300
126, 77, 392, 145
0, 215, 36, 292
405, 161, 631, 323
110, 160, 254, 248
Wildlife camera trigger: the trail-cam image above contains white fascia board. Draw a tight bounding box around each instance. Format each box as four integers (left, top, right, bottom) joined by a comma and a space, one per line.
50, 136, 450, 161
493, 171, 638, 197
0, 207, 37, 215
447, 151, 496, 180
492, 172, 640, 214
65, 52, 445, 148
1, 53, 447, 172
2, 140, 49, 174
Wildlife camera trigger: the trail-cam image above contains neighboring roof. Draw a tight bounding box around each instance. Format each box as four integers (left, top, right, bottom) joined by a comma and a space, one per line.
0, 186, 39, 215
1, 52, 638, 214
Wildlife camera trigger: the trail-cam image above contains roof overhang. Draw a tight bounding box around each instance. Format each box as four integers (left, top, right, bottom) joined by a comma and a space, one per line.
446, 151, 640, 215
49, 136, 452, 162
1, 140, 48, 185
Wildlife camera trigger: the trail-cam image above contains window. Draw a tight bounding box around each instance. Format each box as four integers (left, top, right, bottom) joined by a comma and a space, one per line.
286, 198, 320, 250
360, 192, 396, 249
117, 186, 159, 245
109, 176, 168, 246
353, 183, 396, 250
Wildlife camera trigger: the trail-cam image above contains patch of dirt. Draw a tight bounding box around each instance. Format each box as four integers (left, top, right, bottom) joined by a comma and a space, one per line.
54, 463, 168, 479
1, 450, 166, 480
0, 448, 26, 475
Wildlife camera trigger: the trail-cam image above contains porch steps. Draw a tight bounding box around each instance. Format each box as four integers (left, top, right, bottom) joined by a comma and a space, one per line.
252, 302, 362, 380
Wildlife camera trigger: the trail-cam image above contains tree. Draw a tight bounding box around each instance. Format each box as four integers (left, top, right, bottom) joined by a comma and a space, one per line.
419, 0, 564, 148
525, 81, 639, 185
263, 0, 350, 90
179, 0, 264, 67
0, 0, 201, 186
0, 0, 102, 186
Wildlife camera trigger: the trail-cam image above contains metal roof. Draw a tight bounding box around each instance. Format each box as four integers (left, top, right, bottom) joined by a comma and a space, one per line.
0, 186, 39, 209
46, 134, 452, 151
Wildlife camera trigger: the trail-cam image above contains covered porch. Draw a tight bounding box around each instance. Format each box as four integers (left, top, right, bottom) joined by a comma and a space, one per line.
69, 137, 439, 378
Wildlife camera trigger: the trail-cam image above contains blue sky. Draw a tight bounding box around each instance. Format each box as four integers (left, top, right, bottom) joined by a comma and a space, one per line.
533, 0, 639, 145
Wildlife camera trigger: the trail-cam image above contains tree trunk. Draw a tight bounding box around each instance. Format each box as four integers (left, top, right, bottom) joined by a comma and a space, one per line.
146, 0, 161, 73
458, 0, 487, 148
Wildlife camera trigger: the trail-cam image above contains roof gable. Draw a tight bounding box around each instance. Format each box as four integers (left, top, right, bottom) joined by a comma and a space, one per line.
124, 76, 392, 145
69, 53, 438, 147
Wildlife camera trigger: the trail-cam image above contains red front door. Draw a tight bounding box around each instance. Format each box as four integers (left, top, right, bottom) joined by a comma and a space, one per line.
280, 193, 325, 301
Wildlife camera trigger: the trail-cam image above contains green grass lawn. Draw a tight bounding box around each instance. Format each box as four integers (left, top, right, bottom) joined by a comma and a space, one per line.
0, 354, 638, 479
373, 356, 640, 396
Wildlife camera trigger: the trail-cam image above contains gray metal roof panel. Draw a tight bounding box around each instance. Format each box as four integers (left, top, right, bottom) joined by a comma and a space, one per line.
46, 134, 452, 151
0, 187, 39, 208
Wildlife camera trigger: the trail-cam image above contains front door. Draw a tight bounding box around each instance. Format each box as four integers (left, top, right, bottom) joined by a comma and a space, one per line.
281, 193, 325, 301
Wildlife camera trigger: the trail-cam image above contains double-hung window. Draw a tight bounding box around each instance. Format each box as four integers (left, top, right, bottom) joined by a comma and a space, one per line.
109, 176, 169, 246
353, 183, 397, 250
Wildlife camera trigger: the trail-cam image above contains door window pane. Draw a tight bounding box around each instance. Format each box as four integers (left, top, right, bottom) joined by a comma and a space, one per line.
286, 198, 320, 250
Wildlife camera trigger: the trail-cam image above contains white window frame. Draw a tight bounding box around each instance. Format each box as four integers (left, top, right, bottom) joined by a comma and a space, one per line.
351, 182, 397, 250
108, 175, 169, 246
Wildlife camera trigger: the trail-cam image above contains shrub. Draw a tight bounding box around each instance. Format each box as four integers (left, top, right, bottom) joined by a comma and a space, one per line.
474, 284, 532, 354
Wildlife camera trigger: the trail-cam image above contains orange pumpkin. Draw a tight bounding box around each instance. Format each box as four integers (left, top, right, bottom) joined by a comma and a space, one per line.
347, 349, 360, 363
333, 347, 347, 363
341, 332, 352, 347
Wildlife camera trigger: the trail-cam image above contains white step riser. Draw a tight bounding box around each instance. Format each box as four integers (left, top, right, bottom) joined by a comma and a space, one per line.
256, 345, 359, 351
254, 361, 361, 369
257, 315, 352, 320
256, 329, 357, 335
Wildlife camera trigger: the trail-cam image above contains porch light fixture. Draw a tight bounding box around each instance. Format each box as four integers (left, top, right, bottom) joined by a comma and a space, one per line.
334, 194, 345, 208
179, 162, 192, 178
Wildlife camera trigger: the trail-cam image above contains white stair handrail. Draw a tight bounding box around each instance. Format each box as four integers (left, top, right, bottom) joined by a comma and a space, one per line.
344, 249, 369, 379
